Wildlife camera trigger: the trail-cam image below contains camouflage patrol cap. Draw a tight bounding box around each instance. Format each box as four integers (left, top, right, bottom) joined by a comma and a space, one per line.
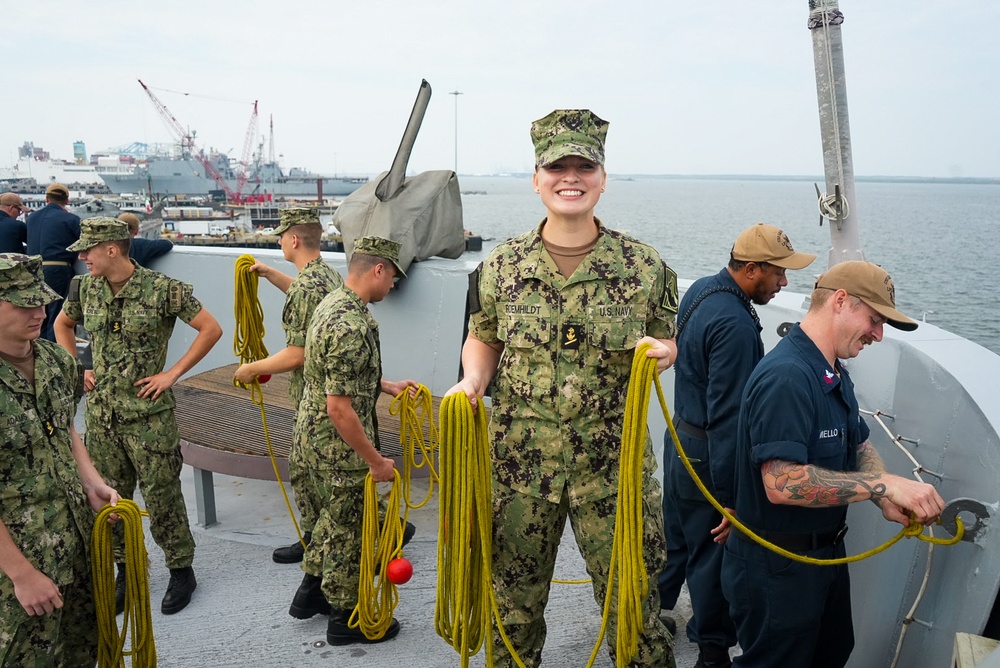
530, 109, 609, 168
0, 253, 60, 307
274, 207, 321, 236
353, 236, 406, 278
67, 216, 131, 252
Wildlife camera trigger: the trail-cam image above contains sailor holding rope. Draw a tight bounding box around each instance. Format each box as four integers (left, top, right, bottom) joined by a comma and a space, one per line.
447, 109, 678, 667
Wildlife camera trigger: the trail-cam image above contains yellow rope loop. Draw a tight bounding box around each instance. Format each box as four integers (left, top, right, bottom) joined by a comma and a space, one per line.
390, 384, 441, 509
231, 254, 303, 547
91, 500, 156, 668
586, 344, 659, 667
436, 393, 520, 667
232, 254, 269, 403
350, 470, 405, 640
658, 351, 967, 565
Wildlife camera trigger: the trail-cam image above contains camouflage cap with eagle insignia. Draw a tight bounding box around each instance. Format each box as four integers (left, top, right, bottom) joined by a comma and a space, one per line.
531, 109, 609, 168
67, 217, 130, 252
0, 253, 60, 307
353, 235, 407, 278
274, 207, 321, 236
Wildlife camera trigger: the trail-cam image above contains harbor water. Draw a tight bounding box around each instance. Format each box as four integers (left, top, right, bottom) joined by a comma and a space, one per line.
458, 175, 1000, 355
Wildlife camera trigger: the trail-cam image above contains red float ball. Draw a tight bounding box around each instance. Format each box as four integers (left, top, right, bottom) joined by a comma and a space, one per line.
386, 557, 413, 585
257, 374, 271, 384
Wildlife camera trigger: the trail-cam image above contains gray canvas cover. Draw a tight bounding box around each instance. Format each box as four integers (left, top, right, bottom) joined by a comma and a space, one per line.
333, 79, 465, 274
333, 169, 464, 274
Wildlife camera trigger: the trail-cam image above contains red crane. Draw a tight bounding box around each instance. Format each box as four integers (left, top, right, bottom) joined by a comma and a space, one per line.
138, 79, 258, 204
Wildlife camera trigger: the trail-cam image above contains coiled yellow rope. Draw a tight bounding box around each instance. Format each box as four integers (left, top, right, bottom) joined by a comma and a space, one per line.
91, 500, 156, 668
232, 254, 303, 547
435, 393, 508, 667
349, 470, 407, 640
391, 384, 440, 509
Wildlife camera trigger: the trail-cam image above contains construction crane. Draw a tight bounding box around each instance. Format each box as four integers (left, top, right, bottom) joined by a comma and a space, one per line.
137, 79, 257, 203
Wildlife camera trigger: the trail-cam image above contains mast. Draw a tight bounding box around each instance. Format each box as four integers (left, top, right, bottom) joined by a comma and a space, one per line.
808, 0, 864, 267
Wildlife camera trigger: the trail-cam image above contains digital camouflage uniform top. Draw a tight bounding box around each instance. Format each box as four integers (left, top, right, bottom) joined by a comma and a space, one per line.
62, 262, 203, 421
296, 285, 382, 486
0, 339, 93, 590
283, 258, 343, 406
469, 221, 678, 506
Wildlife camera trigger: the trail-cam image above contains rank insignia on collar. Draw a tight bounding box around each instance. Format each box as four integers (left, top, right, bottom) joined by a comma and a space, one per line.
562, 323, 581, 350
45, 420, 55, 436
824, 369, 835, 384
112, 321, 122, 333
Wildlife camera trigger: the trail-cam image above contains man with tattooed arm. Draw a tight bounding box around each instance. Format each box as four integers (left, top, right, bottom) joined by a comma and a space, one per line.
721, 260, 944, 668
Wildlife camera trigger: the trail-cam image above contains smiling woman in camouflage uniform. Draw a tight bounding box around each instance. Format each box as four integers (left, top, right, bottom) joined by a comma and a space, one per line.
53, 217, 223, 617
446, 110, 679, 667
0, 253, 120, 667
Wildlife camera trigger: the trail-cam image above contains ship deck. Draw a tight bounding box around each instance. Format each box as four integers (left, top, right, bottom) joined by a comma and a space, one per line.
78, 397, 702, 667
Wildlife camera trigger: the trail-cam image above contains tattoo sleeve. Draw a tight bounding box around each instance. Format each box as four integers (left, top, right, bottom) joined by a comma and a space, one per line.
761, 459, 887, 507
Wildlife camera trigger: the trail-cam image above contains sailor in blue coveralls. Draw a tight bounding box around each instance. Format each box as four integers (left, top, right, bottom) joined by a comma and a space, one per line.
25, 183, 81, 341
659, 223, 815, 668
721, 261, 945, 668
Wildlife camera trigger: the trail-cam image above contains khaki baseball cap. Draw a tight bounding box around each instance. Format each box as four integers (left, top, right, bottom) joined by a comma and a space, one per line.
353, 236, 406, 278
814, 260, 917, 331
0, 192, 28, 213
0, 253, 60, 307
45, 183, 70, 198
274, 207, 321, 236
731, 223, 816, 270
68, 217, 131, 252
531, 109, 609, 168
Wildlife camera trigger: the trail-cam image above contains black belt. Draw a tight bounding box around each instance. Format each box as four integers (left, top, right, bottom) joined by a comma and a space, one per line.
675, 419, 707, 440
734, 524, 848, 552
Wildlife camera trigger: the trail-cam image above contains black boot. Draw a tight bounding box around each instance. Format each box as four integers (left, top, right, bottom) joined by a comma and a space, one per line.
402, 521, 416, 548
115, 563, 127, 615
289, 573, 331, 619
273, 532, 310, 564
161, 566, 197, 615
657, 608, 677, 637
327, 608, 400, 645
694, 644, 732, 668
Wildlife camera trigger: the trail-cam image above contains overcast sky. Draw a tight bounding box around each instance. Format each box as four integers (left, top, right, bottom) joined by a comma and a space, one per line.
5, 1, 998, 178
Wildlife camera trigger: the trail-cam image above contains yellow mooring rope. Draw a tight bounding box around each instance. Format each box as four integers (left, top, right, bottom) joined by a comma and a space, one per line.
391, 384, 441, 509
349, 386, 438, 639
436, 364, 652, 668
657, 358, 966, 565
91, 500, 156, 668
435, 393, 503, 667
350, 470, 408, 639
232, 254, 304, 547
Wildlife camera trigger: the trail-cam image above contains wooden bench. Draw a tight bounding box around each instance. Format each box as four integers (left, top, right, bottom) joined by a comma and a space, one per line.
174, 364, 440, 527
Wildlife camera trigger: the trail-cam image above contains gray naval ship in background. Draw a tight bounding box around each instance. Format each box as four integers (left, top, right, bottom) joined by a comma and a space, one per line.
97, 150, 368, 200
69, 2, 999, 666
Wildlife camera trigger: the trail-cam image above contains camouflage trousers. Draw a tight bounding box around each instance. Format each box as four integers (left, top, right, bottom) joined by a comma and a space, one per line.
0, 547, 97, 667
490, 480, 676, 668
287, 436, 319, 535
85, 407, 195, 569
300, 464, 391, 610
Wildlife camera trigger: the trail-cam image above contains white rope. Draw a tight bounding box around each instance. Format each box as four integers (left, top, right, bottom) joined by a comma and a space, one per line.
860, 407, 938, 668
